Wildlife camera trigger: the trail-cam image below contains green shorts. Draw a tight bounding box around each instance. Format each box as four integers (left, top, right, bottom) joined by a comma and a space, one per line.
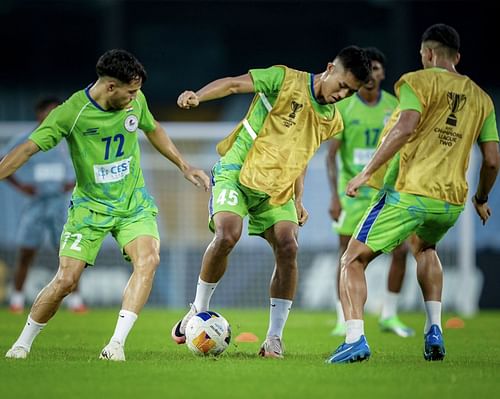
59, 205, 159, 265
208, 165, 298, 235
353, 189, 463, 253
333, 190, 377, 236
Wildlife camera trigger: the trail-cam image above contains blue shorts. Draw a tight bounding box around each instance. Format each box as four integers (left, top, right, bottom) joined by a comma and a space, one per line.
17, 195, 69, 249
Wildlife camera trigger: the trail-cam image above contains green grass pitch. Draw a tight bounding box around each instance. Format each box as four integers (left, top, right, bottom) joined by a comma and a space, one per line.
1, 309, 499, 399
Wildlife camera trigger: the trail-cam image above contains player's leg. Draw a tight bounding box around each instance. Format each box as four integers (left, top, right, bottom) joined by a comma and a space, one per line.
340, 239, 378, 334
5, 256, 86, 359
200, 211, 243, 284
331, 235, 350, 335
99, 235, 160, 361
331, 195, 371, 335
99, 212, 160, 361
172, 211, 243, 344
48, 198, 88, 313
413, 208, 461, 361
326, 238, 377, 364
172, 170, 246, 344
257, 220, 298, 358
379, 241, 415, 337
122, 235, 160, 312
244, 194, 298, 358
327, 193, 418, 364
410, 235, 445, 360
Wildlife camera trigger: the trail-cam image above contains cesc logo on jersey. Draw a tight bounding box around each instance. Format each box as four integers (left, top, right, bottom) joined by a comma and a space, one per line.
93, 157, 132, 183
124, 115, 139, 133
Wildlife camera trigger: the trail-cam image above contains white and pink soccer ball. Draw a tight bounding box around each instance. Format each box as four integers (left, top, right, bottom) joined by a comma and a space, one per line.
185, 311, 231, 356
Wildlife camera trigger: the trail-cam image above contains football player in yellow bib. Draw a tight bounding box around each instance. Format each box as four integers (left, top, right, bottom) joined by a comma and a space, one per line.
171, 46, 372, 358
327, 24, 499, 364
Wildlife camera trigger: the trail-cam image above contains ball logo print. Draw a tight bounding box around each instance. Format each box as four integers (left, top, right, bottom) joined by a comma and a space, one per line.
185, 311, 231, 356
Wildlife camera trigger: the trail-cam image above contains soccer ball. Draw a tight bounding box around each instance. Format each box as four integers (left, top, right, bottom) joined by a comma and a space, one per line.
185, 311, 231, 356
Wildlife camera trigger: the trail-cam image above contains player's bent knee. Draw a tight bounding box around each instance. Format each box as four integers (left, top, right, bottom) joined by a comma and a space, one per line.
214, 232, 239, 252
135, 252, 160, 272
276, 237, 298, 259
340, 252, 363, 273
52, 275, 78, 297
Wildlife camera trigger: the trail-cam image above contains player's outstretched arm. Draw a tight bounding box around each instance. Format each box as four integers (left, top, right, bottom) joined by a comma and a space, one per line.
0, 140, 39, 180
472, 141, 500, 224
145, 121, 210, 191
177, 73, 254, 109
346, 110, 420, 197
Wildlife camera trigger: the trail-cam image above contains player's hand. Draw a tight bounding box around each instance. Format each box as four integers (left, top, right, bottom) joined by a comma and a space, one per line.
346, 171, 370, 198
183, 166, 210, 191
329, 195, 342, 221
472, 195, 491, 225
295, 201, 309, 226
177, 91, 200, 109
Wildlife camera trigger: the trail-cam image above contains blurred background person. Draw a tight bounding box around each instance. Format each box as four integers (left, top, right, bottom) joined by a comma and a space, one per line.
0, 97, 85, 313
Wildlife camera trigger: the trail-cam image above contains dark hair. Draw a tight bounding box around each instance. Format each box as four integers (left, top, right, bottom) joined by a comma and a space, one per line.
336, 46, 372, 84
35, 96, 61, 113
96, 49, 147, 84
363, 47, 387, 69
421, 23, 460, 52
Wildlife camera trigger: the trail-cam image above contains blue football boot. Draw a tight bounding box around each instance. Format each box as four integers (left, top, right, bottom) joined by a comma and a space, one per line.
326, 335, 371, 364
424, 324, 446, 361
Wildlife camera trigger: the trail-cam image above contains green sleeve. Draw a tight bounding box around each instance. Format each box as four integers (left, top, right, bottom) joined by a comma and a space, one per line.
29, 105, 69, 151
398, 83, 422, 113
136, 90, 156, 133
334, 109, 345, 141
249, 66, 285, 94
478, 111, 499, 143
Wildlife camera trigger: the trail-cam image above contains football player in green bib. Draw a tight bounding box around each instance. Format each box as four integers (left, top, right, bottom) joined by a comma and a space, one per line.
171, 46, 371, 358
2, 49, 210, 361
327, 24, 499, 364
327, 47, 414, 338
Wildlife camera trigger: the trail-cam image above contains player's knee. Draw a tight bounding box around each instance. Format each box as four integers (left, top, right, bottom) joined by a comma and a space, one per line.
275, 236, 298, 260
53, 274, 78, 297
214, 230, 240, 252
340, 251, 362, 273
135, 252, 160, 273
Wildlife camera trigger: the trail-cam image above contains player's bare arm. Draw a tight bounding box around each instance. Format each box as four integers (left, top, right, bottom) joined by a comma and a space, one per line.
327, 138, 342, 220
294, 167, 308, 226
346, 110, 420, 197
145, 121, 210, 191
0, 140, 40, 180
472, 141, 500, 224
177, 73, 255, 109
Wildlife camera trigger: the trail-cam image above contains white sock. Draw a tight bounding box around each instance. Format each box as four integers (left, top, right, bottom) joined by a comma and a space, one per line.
193, 277, 218, 312
380, 291, 399, 320
13, 315, 46, 350
266, 298, 292, 339
345, 319, 364, 344
424, 301, 442, 334
10, 290, 25, 307
336, 300, 345, 324
110, 309, 138, 346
